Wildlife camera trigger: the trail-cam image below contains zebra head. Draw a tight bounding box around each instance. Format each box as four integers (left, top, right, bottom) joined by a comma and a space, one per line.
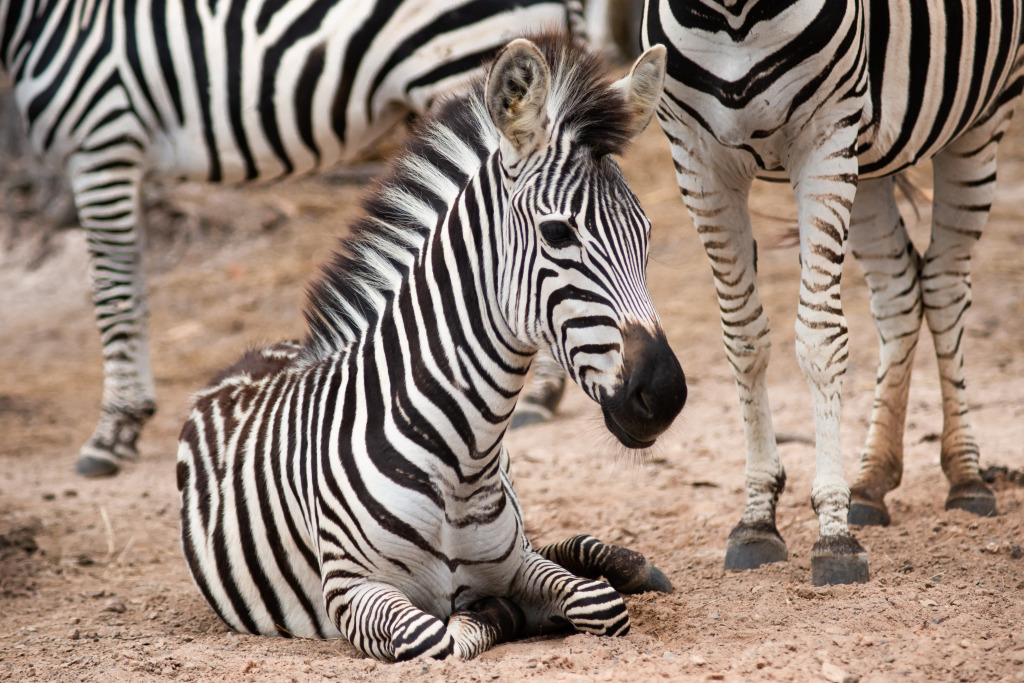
485, 37, 686, 449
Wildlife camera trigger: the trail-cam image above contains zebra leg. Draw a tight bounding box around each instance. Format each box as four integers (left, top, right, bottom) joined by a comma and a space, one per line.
337, 583, 522, 661
70, 155, 156, 477
509, 551, 630, 637
535, 534, 672, 593
788, 122, 868, 585
921, 117, 1012, 518
511, 348, 567, 428
846, 178, 924, 526
668, 158, 788, 571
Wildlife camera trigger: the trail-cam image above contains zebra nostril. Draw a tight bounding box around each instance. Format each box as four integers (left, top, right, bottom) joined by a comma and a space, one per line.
630, 387, 654, 420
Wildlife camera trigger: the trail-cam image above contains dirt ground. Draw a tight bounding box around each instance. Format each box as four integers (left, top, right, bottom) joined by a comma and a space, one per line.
2, 104, 1023, 681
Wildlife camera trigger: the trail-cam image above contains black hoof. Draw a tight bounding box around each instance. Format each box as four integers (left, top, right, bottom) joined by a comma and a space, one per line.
617, 561, 673, 594
848, 501, 890, 527
467, 597, 525, 643
946, 483, 997, 517
75, 456, 119, 478
946, 495, 997, 517
725, 536, 788, 570
810, 535, 869, 585
510, 410, 549, 429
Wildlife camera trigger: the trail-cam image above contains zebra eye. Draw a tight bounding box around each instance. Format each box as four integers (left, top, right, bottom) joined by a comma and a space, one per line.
539, 220, 578, 248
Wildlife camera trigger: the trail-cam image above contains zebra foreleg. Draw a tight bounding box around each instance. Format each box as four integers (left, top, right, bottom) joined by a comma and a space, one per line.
336, 583, 521, 661
921, 121, 1010, 519
672, 162, 789, 572
535, 534, 672, 593
846, 178, 924, 526
71, 153, 157, 477
788, 119, 869, 586
509, 551, 630, 638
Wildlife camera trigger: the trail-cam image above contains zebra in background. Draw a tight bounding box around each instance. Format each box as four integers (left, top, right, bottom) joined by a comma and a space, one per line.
178, 35, 684, 659
638, 0, 1023, 584
0, 0, 583, 478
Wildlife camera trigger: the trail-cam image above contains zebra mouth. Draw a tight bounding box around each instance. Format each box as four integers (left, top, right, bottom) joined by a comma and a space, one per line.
602, 406, 657, 449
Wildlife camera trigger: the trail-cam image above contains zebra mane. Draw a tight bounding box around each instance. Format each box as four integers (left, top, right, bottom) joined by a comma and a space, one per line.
302, 33, 635, 358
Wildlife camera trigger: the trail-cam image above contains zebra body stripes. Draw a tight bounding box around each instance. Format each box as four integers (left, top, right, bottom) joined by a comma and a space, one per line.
177, 36, 685, 660
0, 0, 579, 477
641, 0, 1024, 584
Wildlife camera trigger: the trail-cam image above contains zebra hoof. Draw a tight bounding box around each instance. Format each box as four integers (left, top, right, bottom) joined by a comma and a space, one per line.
724, 522, 788, 571
724, 524, 786, 573
510, 409, 550, 429
945, 482, 997, 517
725, 538, 788, 570
613, 559, 673, 594
74, 455, 120, 478
848, 501, 890, 527
469, 597, 525, 642
810, 535, 869, 586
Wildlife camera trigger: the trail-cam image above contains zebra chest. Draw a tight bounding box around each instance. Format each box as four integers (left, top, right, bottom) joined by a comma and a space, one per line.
368, 477, 524, 617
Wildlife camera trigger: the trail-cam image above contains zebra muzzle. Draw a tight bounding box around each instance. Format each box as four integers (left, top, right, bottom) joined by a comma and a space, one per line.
601, 325, 686, 448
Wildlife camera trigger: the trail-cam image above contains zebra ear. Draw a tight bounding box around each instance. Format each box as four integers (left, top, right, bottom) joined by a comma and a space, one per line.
486, 38, 552, 158
612, 44, 667, 140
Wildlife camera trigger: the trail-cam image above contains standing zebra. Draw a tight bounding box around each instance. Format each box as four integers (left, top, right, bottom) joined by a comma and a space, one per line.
177, 35, 684, 660
639, 0, 1023, 584
0, 0, 582, 478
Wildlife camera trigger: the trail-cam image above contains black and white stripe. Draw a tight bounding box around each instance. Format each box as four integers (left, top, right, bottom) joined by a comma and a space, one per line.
177, 35, 685, 661
641, 0, 1023, 584
0, 0, 584, 477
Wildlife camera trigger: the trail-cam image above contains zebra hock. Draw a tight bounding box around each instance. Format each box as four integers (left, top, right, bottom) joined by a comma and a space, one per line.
0, 0, 583, 478
178, 35, 684, 661
639, 0, 1023, 585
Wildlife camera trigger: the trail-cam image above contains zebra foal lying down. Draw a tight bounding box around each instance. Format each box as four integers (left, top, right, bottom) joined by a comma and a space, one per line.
177, 35, 685, 660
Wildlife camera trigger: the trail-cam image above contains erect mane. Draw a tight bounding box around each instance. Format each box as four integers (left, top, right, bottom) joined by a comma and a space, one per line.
302, 33, 636, 358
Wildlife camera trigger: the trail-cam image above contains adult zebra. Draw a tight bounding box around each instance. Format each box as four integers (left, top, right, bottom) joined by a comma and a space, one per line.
638, 0, 1024, 584
177, 35, 685, 659
0, 0, 582, 478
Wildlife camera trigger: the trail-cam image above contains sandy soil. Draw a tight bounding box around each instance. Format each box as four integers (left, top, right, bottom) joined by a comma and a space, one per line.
2, 110, 1023, 682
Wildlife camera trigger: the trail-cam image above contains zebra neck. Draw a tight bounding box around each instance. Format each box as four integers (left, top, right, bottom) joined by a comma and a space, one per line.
366, 156, 535, 468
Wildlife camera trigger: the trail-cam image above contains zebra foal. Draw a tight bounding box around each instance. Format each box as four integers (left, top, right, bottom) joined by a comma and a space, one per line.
642, 0, 1023, 584
0, 0, 581, 477
177, 35, 685, 660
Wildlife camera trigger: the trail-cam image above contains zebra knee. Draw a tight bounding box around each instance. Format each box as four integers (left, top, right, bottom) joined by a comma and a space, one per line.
562, 580, 630, 637
390, 617, 454, 661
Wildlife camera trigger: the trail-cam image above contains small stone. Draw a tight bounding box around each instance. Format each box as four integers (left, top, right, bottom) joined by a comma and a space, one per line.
68, 629, 79, 640
103, 599, 127, 614
960, 639, 971, 649
1010, 650, 1024, 664
822, 661, 859, 683
690, 654, 706, 666
919, 599, 937, 608
664, 652, 677, 662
